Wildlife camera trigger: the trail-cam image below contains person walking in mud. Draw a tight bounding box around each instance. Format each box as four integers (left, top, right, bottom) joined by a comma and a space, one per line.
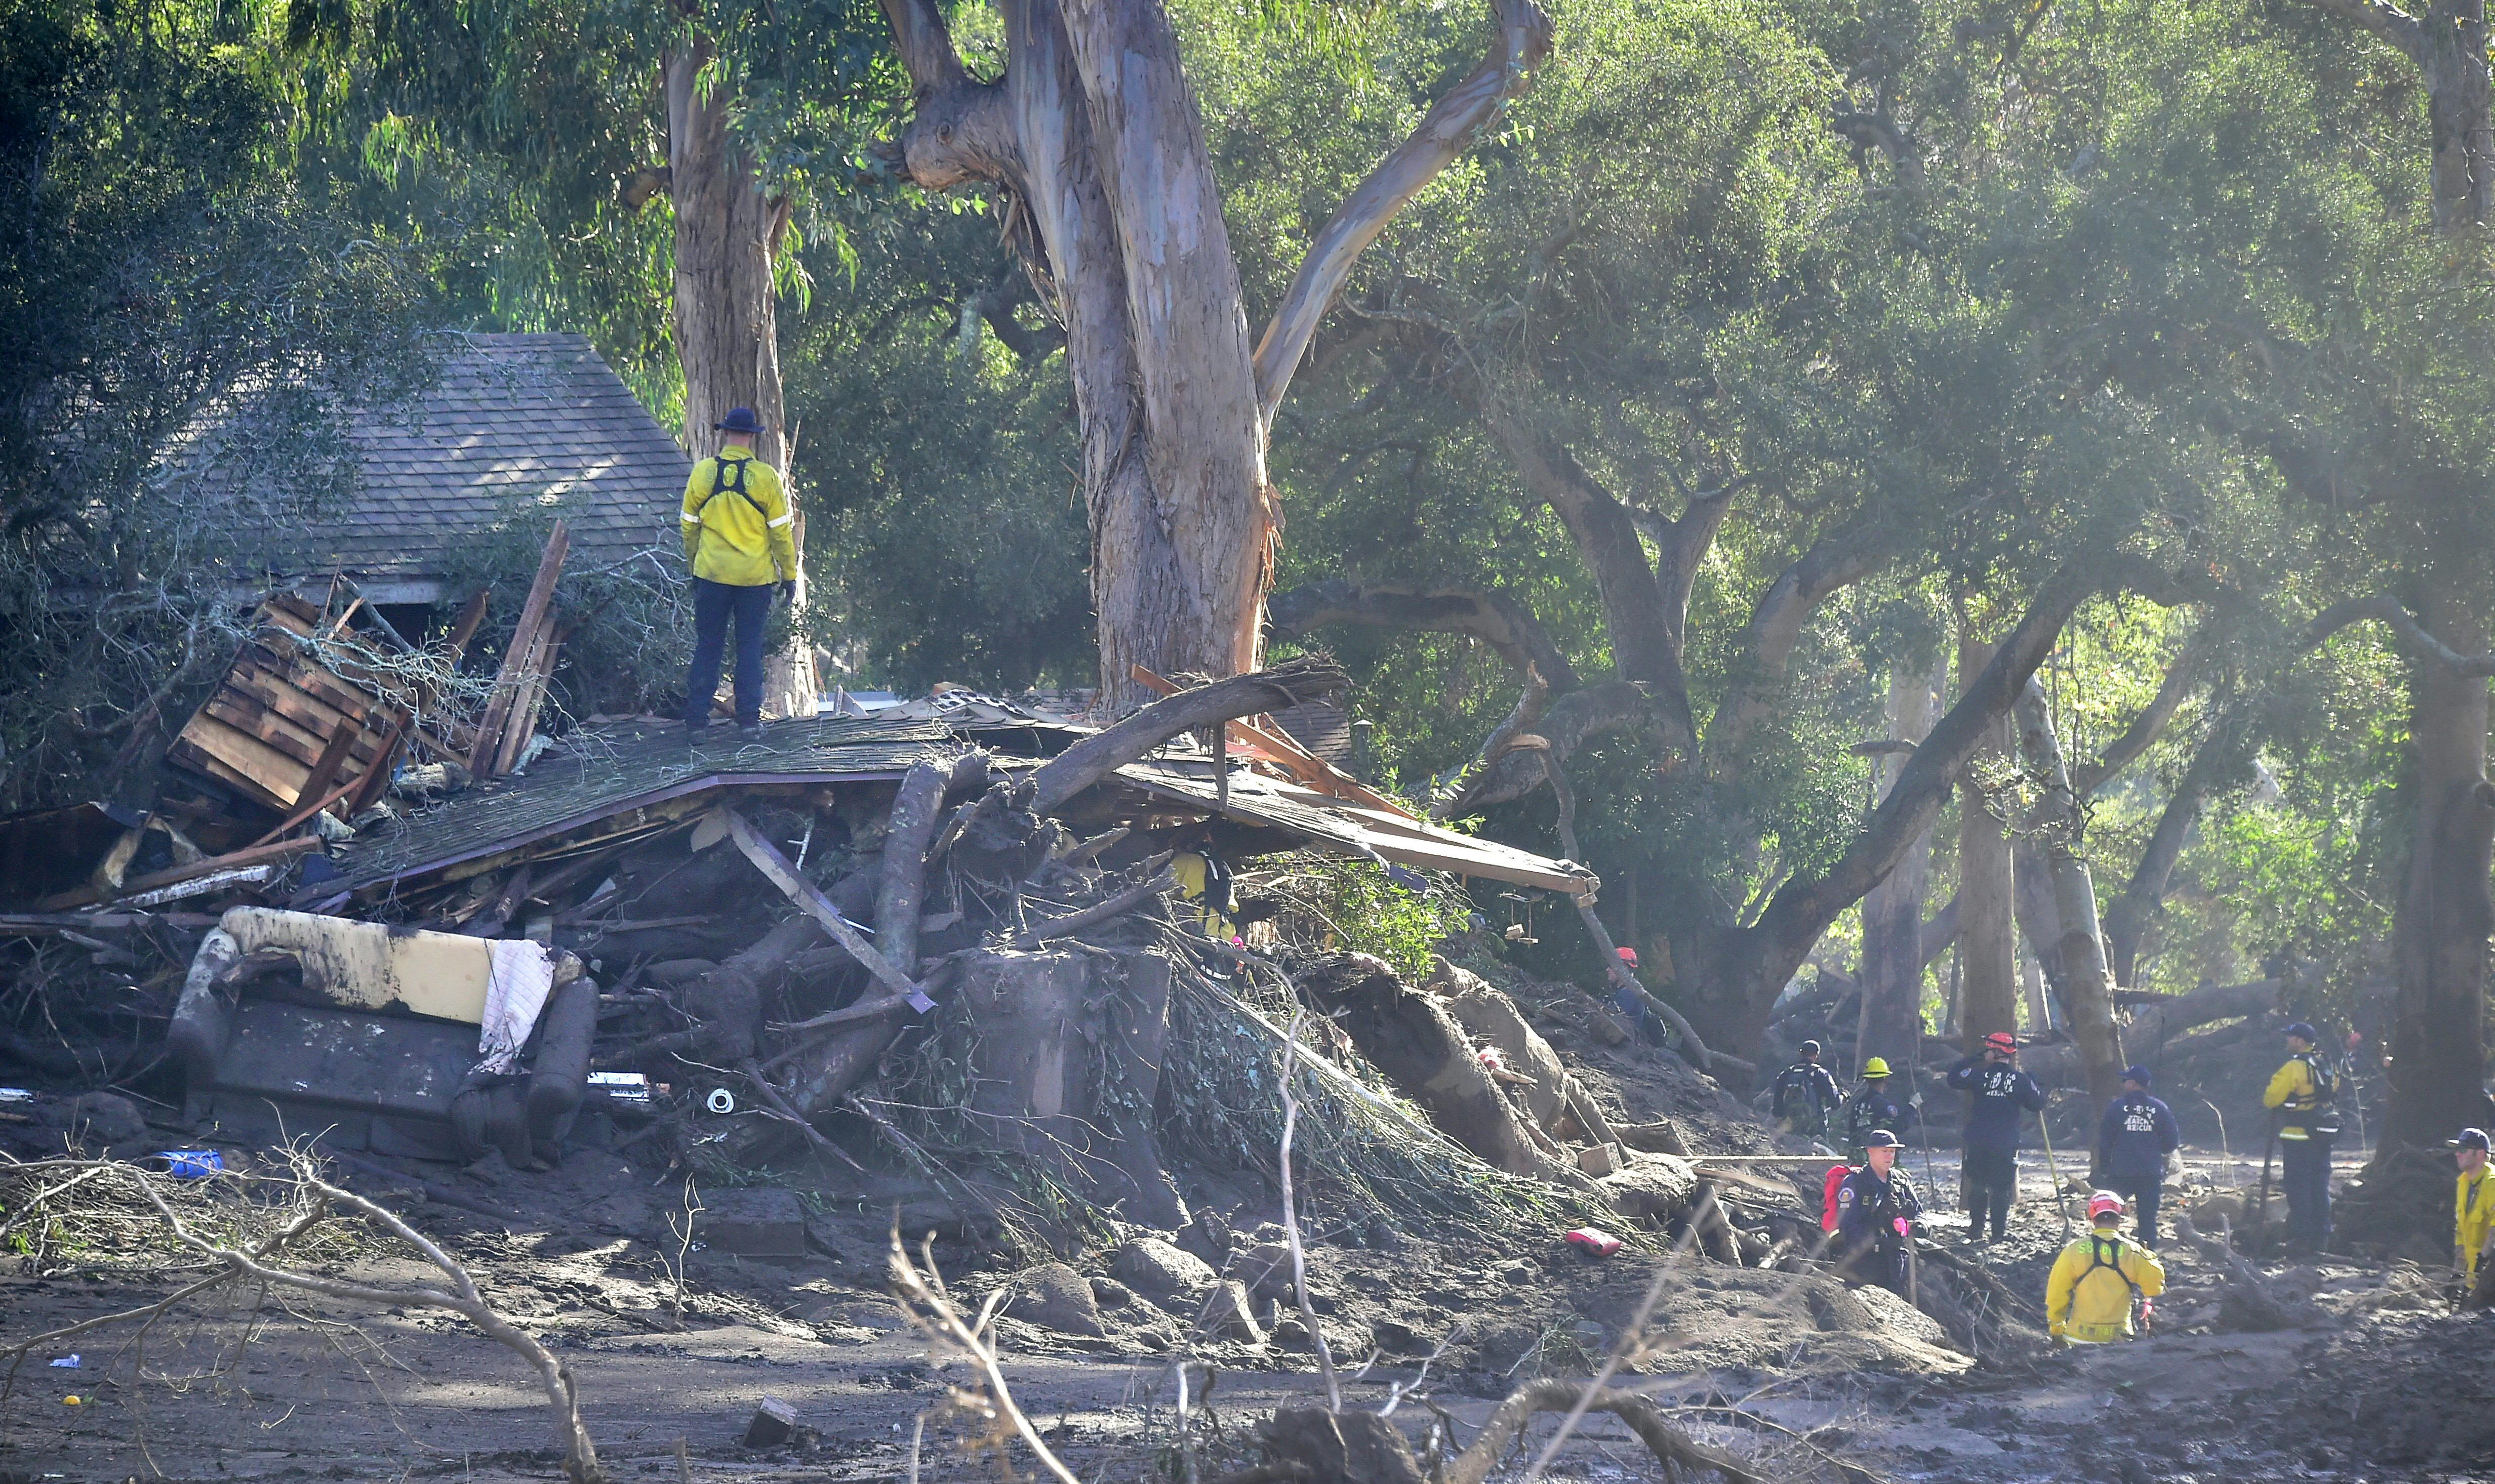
2262, 1021, 2340, 1253
2046, 1191, 2165, 1343
1947, 1030, 2045, 1244
2452, 1128, 2494, 1300
1773, 1040, 1842, 1143
1837, 1057, 1916, 1166
1833, 1130, 1923, 1299
2095, 1065, 2180, 1249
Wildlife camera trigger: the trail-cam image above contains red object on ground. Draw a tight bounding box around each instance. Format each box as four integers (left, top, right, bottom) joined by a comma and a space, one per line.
1564, 1226, 1623, 1257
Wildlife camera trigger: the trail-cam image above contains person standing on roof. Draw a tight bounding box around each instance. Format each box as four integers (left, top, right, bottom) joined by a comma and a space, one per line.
1838, 1058, 1917, 1166
1947, 1030, 2047, 1245
2045, 1191, 2166, 1343
2095, 1065, 2180, 1249
2263, 1021, 2341, 1254
1773, 1041, 1843, 1142
1834, 1130, 1923, 1298
679, 406, 797, 741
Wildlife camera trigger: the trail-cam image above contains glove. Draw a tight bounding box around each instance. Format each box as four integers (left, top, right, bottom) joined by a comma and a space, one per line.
775, 581, 796, 606
1893, 1216, 1912, 1236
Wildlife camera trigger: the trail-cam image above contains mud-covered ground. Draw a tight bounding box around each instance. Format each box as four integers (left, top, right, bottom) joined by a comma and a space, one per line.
1, 970, 2471, 1484
6, 1078, 2479, 1484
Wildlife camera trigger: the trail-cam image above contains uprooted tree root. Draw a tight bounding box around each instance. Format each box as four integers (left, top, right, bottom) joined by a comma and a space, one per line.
0, 1150, 606, 1483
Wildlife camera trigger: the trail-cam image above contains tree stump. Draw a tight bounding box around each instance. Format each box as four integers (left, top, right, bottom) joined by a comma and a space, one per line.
958, 947, 1188, 1229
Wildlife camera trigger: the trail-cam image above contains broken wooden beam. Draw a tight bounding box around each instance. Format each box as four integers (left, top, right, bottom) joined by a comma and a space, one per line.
37, 837, 323, 912
468, 520, 569, 777
721, 807, 931, 1009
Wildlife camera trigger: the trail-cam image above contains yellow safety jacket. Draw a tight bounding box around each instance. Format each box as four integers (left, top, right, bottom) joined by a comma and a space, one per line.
2459, 1165, 2495, 1281
2262, 1053, 2336, 1141
2045, 1230, 2165, 1343
1170, 850, 1236, 941
680, 444, 796, 587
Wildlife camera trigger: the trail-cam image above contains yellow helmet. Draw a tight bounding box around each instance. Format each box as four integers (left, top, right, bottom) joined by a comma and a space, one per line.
1861, 1057, 1892, 1079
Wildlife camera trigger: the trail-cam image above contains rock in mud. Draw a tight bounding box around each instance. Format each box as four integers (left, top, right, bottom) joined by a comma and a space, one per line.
1111, 1235, 1215, 1300
1007, 1262, 1106, 1337
1599, 1149, 1698, 1224
1195, 1278, 1267, 1344
1258, 1407, 1426, 1484
699, 1187, 807, 1258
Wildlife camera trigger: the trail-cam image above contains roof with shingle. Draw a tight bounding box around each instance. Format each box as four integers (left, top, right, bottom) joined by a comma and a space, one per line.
286, 333, 689, 588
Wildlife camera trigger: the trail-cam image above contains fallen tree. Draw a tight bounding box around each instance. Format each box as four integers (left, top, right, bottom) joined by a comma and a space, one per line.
2018, 978, 2277, 1090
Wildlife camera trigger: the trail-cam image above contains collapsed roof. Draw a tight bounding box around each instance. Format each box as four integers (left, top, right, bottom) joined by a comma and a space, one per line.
321, 713, 1593, 909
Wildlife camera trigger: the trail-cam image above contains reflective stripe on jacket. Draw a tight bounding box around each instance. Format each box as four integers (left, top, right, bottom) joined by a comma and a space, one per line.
2046, 1232, 2165, 1342
680, 445, 796, 586
2262, 1056, 2329, 1140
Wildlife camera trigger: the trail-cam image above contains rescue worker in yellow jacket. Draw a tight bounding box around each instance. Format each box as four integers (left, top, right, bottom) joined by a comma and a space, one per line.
2045, 1191, 2166, 1343
2262, 1021, 2340, 1253
678, 406, 798, 739
2453, 1127, 2494, 1289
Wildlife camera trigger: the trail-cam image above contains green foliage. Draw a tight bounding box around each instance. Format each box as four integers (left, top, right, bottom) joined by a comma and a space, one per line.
0, 0, 435, 808
1271, 856, 1476, 983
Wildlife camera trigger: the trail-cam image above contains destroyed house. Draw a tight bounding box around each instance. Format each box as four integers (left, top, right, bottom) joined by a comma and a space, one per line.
275, 331, 689, 628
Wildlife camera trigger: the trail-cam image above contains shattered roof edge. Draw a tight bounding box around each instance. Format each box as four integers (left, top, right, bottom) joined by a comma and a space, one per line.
340, 766, 920, 891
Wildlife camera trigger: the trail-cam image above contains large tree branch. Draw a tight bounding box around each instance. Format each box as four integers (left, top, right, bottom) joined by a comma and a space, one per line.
1743, 556, 2198, 1012
1439, 680, 1670, 815
2305, 0, 2430, 66
1251, 0, 1554, 425
1266, 578, 1579, 691
1475, 403, 1691, 714
2071, 628, 2205, 795
877, 0, 971, 92
1029, 654, 1348, 812
2306, 592, 2495, 675
1703, 518, 1895, 778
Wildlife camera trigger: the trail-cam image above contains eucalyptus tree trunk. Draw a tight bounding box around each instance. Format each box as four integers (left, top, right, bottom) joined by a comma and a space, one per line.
1856, 662, 1941, 1070
2012, 679, 2125, 1117
665, 38, 817, 717
878, 0, 1550, 710
2301, 0, 2495, 1187
2383, 587, 2495, 1153
1955, 634, 2020, 1054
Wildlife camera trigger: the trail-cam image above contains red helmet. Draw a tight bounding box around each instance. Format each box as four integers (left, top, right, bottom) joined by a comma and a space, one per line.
2087, 1191, 2126, 1223
1985, 1031, 2017, 1052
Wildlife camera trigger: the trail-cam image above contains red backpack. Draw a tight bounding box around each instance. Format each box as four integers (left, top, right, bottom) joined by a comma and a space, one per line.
1821, 1164, 1854, 1231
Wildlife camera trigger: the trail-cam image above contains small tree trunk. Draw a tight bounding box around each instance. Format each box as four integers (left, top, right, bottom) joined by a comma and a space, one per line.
1857, 662, 1941, 1068
1956, 634, 2020, 1053
665, 37, 816, 718
2014, 680, 2125, 1116
2383, 592, 2495, 1153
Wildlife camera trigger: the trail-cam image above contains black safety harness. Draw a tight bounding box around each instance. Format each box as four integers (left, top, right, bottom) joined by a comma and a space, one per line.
693, 455, 769, 523
2077, 1232, 2149, 1329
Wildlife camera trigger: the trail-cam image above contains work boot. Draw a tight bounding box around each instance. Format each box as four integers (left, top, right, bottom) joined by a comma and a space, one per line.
737, 722, 764, 741
683, 723, 708, 747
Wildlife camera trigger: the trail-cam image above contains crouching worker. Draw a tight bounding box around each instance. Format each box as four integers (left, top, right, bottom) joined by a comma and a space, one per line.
1834, 1130, 1923, 1299
2046, 1191, 2166, 1344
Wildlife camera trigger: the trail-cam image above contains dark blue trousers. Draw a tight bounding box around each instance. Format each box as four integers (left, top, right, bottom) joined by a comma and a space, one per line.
2109, 1172, 2162, 1249
683, 578, 773, 729
2280, 1139, 2333, 1251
